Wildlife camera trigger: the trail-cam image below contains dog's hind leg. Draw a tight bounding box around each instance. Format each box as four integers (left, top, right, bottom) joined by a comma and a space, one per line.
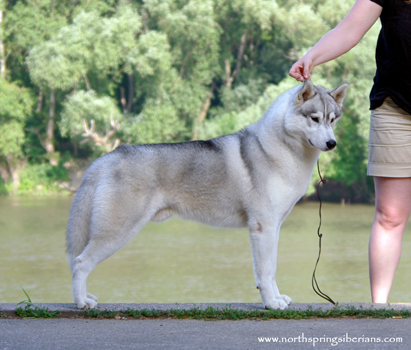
71, 198, 156, 309
249, 220, 291, 310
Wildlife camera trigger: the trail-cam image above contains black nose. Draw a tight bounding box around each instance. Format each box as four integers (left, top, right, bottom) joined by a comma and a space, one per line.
326, 140, 337, 150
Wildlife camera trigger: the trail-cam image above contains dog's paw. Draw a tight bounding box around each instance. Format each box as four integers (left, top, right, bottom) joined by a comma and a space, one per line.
76, 297, 98, 309
264, 298, 289, 310
278, 294, 292, 306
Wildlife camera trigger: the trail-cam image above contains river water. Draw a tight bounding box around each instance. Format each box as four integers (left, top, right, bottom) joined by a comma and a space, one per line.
1, 196, 410, 305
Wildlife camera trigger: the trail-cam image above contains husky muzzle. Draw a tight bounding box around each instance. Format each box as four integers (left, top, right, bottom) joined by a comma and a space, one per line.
326, 140, 337, 150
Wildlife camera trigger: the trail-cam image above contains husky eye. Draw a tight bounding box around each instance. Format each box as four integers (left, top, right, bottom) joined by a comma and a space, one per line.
311, 116, 320, 123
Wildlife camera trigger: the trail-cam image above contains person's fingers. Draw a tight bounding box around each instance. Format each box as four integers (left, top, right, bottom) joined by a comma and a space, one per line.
302, 64, 312, 81
289, 62, 305, 82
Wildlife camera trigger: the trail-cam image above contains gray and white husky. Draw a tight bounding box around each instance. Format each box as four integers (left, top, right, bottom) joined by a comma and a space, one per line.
67, 81, 348, 309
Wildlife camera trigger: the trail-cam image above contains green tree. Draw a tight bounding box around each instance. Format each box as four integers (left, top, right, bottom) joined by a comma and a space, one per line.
0, 78, 34, 191
60, 90, 123, 154
202, 0, 378, 201
141, 0, 220, 140
0, 0, 379, 200
5, 0, 70, 165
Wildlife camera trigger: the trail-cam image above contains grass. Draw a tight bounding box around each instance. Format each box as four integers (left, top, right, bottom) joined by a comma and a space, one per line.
11, 290, 411, 320
15, 288, 61, 319
82, 304, 411, 320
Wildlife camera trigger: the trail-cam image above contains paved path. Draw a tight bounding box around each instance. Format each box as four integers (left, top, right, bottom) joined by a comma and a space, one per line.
1, 303, 410, 349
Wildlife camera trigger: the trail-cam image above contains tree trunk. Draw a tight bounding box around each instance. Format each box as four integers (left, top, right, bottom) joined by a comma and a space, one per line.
224, 31, 247, 88
225, 59, 233, 88
0, 162, 9, 184
0, 8, 6, 79
36, 90, 43, 113
192, 92, 212, 141
46, 89, 58, 166
235, 32, 247, 75
5, 155, 26, 193
120, 86, 127, 110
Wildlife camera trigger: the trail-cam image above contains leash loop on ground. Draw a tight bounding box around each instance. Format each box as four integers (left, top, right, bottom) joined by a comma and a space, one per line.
311, 160, 336, 305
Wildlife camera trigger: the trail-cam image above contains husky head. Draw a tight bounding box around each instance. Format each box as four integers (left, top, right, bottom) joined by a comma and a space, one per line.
285, 81, 348, 152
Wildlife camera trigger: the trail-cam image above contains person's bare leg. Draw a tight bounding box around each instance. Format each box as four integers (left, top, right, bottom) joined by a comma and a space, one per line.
369, 177, 411, 303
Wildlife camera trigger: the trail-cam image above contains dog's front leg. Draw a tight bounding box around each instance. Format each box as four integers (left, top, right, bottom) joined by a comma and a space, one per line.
249, 223, 291, 310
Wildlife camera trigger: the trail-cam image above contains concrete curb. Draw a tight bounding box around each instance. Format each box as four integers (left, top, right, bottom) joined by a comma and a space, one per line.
2, 302, 411, 318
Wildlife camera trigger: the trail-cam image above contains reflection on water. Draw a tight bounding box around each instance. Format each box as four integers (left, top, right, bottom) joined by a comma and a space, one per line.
1, 196, 411, 304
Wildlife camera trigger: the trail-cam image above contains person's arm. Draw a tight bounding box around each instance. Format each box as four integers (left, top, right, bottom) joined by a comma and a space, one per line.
289, 0, 382, 82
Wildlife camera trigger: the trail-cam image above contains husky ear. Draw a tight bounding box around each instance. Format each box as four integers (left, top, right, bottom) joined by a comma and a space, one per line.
330, 83, 349, 108
295, 80, 316, 105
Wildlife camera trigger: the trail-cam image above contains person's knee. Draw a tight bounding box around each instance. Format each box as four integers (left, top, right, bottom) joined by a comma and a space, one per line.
375, 206, 407, 231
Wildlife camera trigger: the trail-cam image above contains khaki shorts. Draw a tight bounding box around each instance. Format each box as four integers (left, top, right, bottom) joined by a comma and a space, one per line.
368, 97, 411, 177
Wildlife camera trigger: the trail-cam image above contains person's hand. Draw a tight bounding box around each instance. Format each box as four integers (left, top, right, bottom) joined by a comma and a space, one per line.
289, 56, 313, 82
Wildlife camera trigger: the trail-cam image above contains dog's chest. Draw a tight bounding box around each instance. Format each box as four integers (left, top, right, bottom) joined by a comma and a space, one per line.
262, 156, 317, 202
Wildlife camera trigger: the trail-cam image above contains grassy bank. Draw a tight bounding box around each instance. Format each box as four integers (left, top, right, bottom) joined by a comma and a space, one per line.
0, 162, 74, 196
83, 305, 411, 320
9, 304, 411, 320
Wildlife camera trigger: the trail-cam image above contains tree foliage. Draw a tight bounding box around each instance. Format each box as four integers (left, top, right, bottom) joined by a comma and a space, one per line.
0, 78, 34, 189
0, 0, 378, 200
